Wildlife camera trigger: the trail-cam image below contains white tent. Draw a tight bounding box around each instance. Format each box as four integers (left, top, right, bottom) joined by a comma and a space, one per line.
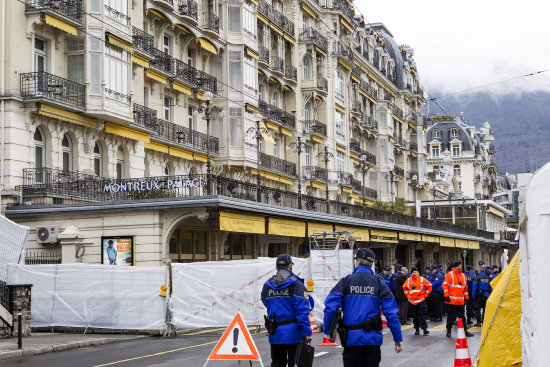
0, 214, 28, 281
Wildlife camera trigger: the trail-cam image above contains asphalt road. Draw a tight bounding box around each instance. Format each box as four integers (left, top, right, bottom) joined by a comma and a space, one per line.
2, 321, 482, 367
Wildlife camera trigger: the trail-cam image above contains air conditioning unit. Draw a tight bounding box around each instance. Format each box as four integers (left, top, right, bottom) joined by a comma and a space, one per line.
37, 226, 59, 244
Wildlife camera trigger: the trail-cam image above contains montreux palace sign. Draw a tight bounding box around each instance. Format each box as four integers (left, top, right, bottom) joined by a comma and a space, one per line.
103, 177, 207, 193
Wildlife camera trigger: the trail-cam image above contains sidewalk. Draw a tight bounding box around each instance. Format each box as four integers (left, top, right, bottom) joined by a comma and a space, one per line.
0, 331, 149, 360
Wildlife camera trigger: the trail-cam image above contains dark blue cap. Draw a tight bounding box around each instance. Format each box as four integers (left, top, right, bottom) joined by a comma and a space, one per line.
479, 260, 485, 265
383, 265, 390, 271
354, 248, 375, 261
425, 266, 431, 270
276, 254, 293, 266
431, 265, 438, 270
492, 265, 498, 269
466, 265, 472, 271
396, 264, 403, 270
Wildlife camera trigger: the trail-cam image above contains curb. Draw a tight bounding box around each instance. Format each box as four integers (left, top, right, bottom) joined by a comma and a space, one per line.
0, 335, 146, 360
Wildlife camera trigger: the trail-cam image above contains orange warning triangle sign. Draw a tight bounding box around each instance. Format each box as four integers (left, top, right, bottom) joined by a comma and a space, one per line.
207, 312, 261, 361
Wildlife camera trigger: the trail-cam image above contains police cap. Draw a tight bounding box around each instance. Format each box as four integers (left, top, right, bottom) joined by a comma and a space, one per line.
383, 265, 391, 271
431, 265, 438, 270
354, 248, 375, 261
466, 265, 472, 271
478, 260, 485, 265
276, 254, 294, 266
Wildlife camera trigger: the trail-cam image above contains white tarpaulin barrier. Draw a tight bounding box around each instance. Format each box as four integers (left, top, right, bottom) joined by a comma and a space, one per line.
520, 161, 550, 366
170, 258, 309, 329
0, 215, 28, 281
7, 264, 168, 330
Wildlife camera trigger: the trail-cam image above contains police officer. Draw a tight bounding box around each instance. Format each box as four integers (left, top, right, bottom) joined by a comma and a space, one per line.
427, 265, 444, 321
261, 254, 312, 367
324, 249, 403, 367
390, 264, 403, 295
379, 265, 393, 293
472, 267, 493, 326
464, 265, 476, 324
491, 265, 500, 277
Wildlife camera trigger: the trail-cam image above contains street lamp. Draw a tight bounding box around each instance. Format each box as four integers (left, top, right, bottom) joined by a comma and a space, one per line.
411, 174, 419, 218
386, 165, 398, 212
359, 153, 372, 207
288, 132, 307, 209
246, 113, 265, 202
317, 146, 333, 213
182, 91, 223, 195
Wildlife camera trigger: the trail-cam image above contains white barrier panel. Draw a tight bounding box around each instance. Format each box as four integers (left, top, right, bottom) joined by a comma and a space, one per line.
0, 215, 28, 282
170, 257, 308, 329
7, 264, 168, 330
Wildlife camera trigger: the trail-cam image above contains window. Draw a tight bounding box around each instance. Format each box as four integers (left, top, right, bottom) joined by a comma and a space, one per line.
68, 55, 84, 84
303, 55, 312, 80
164, 95, 171, 121
228, 0, 241, 33
105, 0, 129, 21
163, 34, 171, 55
335, 69, 344, 98
34, 37, 46, 72
218, 3, 223, 30
450, 128, 458, 138
169, 229, 207, 262
271, 91, 280, 108
453, 165, 461, 177
273, 138, 279, 157
335, 112, 344, 139
61, 134, 73, 172
90, 53, 101, 94
452, 144, 461, 157
336, 151, 345, 172
34, 129, 45, 169
93, 142, 103, 176
211, 58, 223, 90
116, 148, 125, 180
433, 129, 440, 138
229, 107, 242, 146
187, 48, 194, 66
259, 84, 264, 101
243, 55, 257, 93
211, 117, 223, 142
305, 145, 312, 167
431, 145, 440, 157
187, 106, 196, 131
229, 51, 242, 90
67, 38, 84, 52
304, 103, 312, 122
104, 45, 129, 97
90, 0, 100, 12
224, 233, 254, 260
243, 2, 256, 39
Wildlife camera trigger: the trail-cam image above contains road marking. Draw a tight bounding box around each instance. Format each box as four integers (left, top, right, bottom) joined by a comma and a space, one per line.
314, 351, 328, 357
183, 327, 226, 336
468, 326, 482, 333
428, 324, 448, 332
401, 324, 414, 331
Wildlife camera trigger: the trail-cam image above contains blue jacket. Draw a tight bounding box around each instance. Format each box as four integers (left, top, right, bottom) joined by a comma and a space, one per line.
378, 272, 394, 292
429, 271, 444, 294
323, 266, 403, 347
472, 269, 493, 299
464, 270, 476, 297
261, 270, 312, 344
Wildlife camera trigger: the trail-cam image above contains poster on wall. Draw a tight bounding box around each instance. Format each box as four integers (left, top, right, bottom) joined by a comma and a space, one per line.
101, 236, 134, 266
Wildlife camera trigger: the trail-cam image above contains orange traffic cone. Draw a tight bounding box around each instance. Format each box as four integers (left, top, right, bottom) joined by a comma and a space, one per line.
309, 312, 320, 333
454, 318, 472, 367
319, 336, 339, 347
381, 312, 387, 328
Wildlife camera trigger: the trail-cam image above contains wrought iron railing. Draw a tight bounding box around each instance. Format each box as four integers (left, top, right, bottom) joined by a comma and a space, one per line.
352, 100, 362, 113
270, 56, 285, 73
25, 0, 83, 23
257, 0, 294, 37
299, 27, 328, 54
332, 41, 353, 63
132, 26, 154, 55
338, 172, 353, 186
364, 116, 378, 130
258, 0, 271, 19
150, 48, 174, 74
285, 65, 297, 81
328, 0, 354, 21
317, 78, 328, 92
351, 64, 361, 78
196, 69, 217, 94
259, 100, 294, 128
282, 15, 295, 37
303, 120, 327, 137
394, 106, 404, 119
259, 46, 269, 64
260, 153, 296, 176
0, 282, 8, 311
155, 119, 219, 154
104, 5, 131, 24
20, 72, 86, 109
133, 103, 158, 131
303, 166, 327, 181
22, 167, 96, 186
281, 111, 296, 129
202, 12, 219, 33
25, 251, 62, 265
359, 79, 377, 100
174, 58, 197, 85
178, 0, 198, 20
272, 8, 284, 29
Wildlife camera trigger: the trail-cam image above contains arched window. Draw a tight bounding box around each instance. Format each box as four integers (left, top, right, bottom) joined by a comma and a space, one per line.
304, 102, 312, 121
433, 129, 440, 139
271, 91, 279, 107
34, 129, 45, 169
303, 55, 312, 80
61, 134, 73, 172
450, 128, 458, 138
116, 147, 125, 180
93, 142, 103, 176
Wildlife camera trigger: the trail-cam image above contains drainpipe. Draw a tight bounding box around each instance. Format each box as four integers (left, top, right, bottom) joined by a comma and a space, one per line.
0, 0, 6, 213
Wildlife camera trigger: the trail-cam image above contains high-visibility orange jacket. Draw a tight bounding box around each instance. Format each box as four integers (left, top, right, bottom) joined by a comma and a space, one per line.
403, 276, 432, 305
442, 270, 469, 305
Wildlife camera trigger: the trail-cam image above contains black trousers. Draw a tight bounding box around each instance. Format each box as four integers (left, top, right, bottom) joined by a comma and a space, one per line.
446, 304, 469, 331
427, 294, 443, 319
397, 299, 408, 324
343, 345, 381, 367
270, 343, 297, 367
466, 296, 476, 320
475, 297, 488, 323
409, 300, 428, 330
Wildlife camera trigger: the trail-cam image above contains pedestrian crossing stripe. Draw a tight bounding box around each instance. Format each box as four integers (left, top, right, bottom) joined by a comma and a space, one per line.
206, 312, 263, 364
401, 324, 414, 331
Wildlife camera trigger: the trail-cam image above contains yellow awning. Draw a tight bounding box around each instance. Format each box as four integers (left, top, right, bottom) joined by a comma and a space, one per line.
335, 103, 346, 113
43, 14, 76, 35
335, 226, 370, 242
351, 74, 361, 83
257, 13, 269, 24
38, 105, 95, 128
107, 33, 133, 53
455, 238, 469, 248
468, 240, 480, 249
132, 54, 150, 68
175, 24, 191, 33
219, 211, 265, 234
198, 37, 218, 55
301, 4, 317, 18
370, 229, 398, 243
314, 46, 327, 57
146, 69, 167, 84
245, 47, 259, 60
281, 128, 293, 137
251, 169, 294, 185
149, 9, 166, 19
169, 147, 193, 160
266, 121, 279, 130
268, 76, 281, 84
338, 58, 352, 70
342, 187, 352, 193
488, 206, 505, 218
311, 181, 325, 189
105, 122, 150, 143
269, 23, 284, 36
196, 91, 205, 100
312, 136, 325, 144
336, 145, 347, 154
144, 142, 169, 154
308, 222, 333, 236
422, 235, 439, 243
399, 232, 422, 241
245, 103, 260, 113
339, 17, 354, 32
439, 237, 455, 247
283, 33, 296, 44
393, 114, 405, 124
268, 218, 306, 237
172, 81, 192, 95
259, 121, 276, 143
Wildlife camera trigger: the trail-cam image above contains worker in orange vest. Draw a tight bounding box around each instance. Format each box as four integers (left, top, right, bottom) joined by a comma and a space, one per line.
403, 267, 432, 335
442, 261, 474, 338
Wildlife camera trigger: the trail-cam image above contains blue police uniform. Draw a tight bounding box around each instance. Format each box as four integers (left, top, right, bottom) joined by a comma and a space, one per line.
261, 255, 312, 367
378, 267, 394, 293
464, 268, 476, 323
427, 266, 444, 320
472, 268, 493, 326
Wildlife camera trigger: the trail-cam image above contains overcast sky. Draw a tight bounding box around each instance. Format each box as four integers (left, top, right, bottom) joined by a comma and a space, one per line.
355, 0, 550, 98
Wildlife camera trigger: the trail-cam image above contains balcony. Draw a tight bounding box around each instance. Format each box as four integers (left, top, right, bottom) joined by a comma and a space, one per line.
338, 172, 353, 187
258, 46, 269, 64
393, 106, 404, 120
332, 41, 353, 63
154, 119, 219, 154
322, 0, 354, 22
258, 0, 272, 19
363, 116, 378, 130
285, 65, 297, 81
281, 111, 296, 129
352, 100, 362, 114
304, 166, 327, 181
409, 170, 419, 180
174, 58, 198, 85
260, 153, 296, 177
299, 28, 328, 54
196, 70, 217, 94
25, 0, 83, 25
349, 139, 376, 165
409, 142, 418, 152
202, 12, 219, 34
150, 48, 174, 75
257, 0, 294, 38
259, 100, 294, 129
316, 78, 328, 92
178, 0, 198, 20
270, 56, 285, 74
350, 138, 362, 154
282, 16, 295, 38
20, 72, 86, 110
359, 79, 378, 100
133, 104, 158, 131
303, 120, 327, 138
272, 8, 284, 29
393, 166, 404, 178
132, 26, 154, 56
351, 64, 361, 78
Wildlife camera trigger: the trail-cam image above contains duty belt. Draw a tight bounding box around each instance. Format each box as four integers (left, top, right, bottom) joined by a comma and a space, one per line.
343, 315, 383, 332
274, 317, 297, 327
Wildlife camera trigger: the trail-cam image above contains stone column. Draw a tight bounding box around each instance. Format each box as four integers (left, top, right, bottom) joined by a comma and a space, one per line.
9, 285, 32, 337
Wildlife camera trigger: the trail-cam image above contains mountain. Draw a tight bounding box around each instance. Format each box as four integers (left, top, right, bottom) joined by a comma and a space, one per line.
425, 91, 550, 175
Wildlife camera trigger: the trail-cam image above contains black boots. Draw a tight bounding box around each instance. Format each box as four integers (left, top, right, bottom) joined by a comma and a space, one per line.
474, 322, 482, 327
465, 331, 474, 337
415, 329, 420, 335
446, 329, 452, 337
423, 329, 429, 335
